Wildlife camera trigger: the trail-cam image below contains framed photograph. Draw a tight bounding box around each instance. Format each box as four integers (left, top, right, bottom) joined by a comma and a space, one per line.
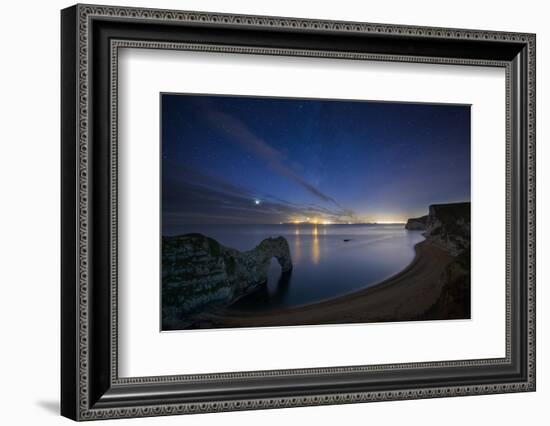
61, 4, 536, 421
160, 93, 473, 331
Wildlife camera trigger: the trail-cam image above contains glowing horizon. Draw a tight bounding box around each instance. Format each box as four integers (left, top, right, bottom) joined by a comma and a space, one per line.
162, 94, 470, 233
284, 217, 407, 225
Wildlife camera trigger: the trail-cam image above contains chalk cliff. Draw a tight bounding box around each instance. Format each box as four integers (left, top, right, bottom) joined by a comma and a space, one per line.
162, 233, 292, 328
405, 215, 428, 231
424, 202, 470, 255
406, 202, 470, 256
406, 202, 471, 319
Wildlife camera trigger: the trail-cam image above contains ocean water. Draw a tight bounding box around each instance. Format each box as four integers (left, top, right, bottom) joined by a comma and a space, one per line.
168, 224, 425, 311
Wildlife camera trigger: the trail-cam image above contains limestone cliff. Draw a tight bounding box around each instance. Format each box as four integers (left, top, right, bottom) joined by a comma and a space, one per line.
406, 202, 471, 319
405, 215, 428, 231
424, 202, 470, 255
406, 202, 470, 255
162, 233, 292, 328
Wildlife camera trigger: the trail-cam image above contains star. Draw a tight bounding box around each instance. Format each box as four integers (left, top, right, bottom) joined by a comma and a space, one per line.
254, 199, 261, 205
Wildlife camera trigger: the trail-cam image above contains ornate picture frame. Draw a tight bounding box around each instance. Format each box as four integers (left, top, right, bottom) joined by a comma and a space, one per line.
61, 4, 535, 421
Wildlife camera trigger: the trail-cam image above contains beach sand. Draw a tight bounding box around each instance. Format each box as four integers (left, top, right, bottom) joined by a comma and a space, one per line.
196, 241, 455, 328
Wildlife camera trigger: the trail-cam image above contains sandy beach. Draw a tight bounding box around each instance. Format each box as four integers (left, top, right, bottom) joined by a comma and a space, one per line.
196, 241, 454, 328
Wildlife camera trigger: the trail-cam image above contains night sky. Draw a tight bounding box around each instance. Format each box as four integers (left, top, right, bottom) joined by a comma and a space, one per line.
162, 94, 470, 232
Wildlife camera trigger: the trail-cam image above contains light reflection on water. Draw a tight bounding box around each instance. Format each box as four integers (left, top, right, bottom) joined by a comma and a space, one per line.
312, 225, 320, 264
167, 224, 425, 310
294, 227, 301, 264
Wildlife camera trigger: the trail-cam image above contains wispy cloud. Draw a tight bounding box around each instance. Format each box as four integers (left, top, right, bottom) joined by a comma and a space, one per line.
207, 110, 343, 208
162, 166, 354, 231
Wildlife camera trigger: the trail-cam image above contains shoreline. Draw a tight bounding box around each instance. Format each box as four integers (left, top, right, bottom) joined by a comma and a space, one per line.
189, 240, 455, 329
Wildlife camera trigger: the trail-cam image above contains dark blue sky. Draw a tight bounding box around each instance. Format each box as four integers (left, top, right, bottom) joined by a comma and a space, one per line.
162, 94, 470, 231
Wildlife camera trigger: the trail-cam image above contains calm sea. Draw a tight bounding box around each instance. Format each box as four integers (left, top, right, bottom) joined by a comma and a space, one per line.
168, 224, 425, 311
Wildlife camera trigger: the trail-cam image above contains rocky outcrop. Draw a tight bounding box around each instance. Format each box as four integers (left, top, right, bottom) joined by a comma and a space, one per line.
406, 202, 470, 255
423, 202, 470, 255
405, 215, 428, 231
407, 202, 471, 319
162, 233, 292, 328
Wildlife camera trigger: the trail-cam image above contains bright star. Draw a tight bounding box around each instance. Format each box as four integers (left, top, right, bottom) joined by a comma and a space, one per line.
254, 199, 261, 205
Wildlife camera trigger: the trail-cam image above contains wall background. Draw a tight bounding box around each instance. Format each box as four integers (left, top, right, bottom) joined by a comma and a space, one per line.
0, 0, 546, 424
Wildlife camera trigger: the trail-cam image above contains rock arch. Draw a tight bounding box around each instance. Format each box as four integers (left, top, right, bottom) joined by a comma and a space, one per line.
162, 233, 293, 328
